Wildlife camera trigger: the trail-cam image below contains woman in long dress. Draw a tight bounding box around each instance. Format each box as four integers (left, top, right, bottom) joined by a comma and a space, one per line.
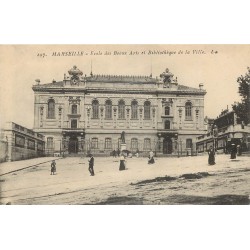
208, 146, 215, 165
230, 144, 237, 159
148, 150, 155, 164
119, 154, 126, 171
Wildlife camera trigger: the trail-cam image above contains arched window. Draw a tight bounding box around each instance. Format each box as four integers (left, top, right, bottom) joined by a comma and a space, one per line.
165, 120, 170, 129
165, 106, 170, 116
118, 100, 125, 119
144, 101, 151, 119
144, 138, 151, 150
92, 100, 99, 119
72, 105, 77, 114
105, 100, 112, 119
131, 138, 138, 150
185, 102, 192, 120
131, 100, 138, 119
48, 99, 55, 119
105, 138, 112, 149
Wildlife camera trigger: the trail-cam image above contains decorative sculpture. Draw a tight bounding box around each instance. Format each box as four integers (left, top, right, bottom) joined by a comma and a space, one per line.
120, 131, 125, 143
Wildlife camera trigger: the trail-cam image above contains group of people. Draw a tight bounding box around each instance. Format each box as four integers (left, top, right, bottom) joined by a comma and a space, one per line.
112, 149, 121, 158
50, 144, 242, 175
207, 143, 241, 165
50, 149, 156, 176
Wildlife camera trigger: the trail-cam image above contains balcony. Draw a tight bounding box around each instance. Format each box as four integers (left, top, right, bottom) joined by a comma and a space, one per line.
67, 113, 81, 118
157, 129, 178, 134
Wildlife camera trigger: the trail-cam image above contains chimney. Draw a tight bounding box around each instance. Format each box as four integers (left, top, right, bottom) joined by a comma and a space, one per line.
199, 83, 204, 90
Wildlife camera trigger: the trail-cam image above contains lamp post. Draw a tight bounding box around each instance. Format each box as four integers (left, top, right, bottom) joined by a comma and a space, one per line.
179, 139, 182, 156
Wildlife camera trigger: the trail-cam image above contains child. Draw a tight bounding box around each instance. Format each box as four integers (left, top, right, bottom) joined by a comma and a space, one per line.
51, 160, 56, 175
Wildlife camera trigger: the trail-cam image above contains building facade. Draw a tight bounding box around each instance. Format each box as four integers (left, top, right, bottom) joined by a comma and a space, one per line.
196, 109, 250, 154
32, 66, 206, 156
1, 122, 45, 162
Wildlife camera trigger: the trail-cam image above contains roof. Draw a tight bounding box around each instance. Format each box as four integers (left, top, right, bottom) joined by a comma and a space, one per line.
32, 77, 205, 94
177, 84, 203, 93
86, 74, 156, 83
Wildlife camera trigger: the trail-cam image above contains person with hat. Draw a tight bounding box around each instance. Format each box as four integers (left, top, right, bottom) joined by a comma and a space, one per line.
88, 154, 95, 176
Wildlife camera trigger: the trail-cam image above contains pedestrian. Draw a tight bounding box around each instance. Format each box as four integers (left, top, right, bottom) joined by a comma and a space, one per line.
208, 146, 215, 165
135, 148, 139, 158
88, 154, 95, 176
148, 150, 155, 164
119, 153, 126, 171
51, 160, 56, 175
230, 144, 237, 159
113, 150, 117, 158
237, 145, 241, 156
117, 148, 120, 157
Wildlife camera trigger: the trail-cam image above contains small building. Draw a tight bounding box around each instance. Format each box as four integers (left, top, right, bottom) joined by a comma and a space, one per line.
1, 122, 45, 162
196, 110, 250, 154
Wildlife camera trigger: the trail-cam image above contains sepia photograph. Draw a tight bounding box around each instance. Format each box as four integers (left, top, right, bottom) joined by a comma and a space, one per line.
0, 44, 249, 205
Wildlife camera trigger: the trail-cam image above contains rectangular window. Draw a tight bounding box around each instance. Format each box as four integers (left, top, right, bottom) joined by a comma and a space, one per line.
186, 139, 193, 148
15, 134, 25, 148
105, 138, 112, 149
72, 105, 77, 114
144, 138, 151, 150
71, 119, 77, 129
37, 141, 44, 151
27, 139, 35, 150
131, 138, 138, 150
91, 138, 98, 149
47, 137, 54, 149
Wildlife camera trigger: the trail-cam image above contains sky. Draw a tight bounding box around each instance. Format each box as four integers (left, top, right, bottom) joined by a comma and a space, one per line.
0, 44, 249, 129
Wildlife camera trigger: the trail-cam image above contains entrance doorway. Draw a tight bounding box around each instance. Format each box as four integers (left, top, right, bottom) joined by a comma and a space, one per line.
68, 136, 78, 154
163, 137, 172, 154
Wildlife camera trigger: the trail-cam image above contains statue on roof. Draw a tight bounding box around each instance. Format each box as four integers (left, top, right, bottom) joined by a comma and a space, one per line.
160, 68, 174, 83
68, 65, 83, 85
159, 68, 177, 87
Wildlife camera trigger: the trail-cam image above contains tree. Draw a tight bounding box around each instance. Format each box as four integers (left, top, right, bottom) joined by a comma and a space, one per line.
232, 67, 250, 125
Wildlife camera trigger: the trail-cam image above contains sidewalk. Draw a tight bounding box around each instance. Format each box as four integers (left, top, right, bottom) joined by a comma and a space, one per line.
0, 157, 61, 176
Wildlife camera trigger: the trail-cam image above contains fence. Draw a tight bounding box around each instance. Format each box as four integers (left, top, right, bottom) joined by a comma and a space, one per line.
45, 140, 196, 157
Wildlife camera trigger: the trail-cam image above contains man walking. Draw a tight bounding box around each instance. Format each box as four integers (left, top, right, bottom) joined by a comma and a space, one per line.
88, 154, 95, 176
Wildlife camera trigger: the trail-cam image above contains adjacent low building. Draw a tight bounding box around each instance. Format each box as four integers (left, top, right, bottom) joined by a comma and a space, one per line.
1, 122, 45, 161
196, 109, 250, 154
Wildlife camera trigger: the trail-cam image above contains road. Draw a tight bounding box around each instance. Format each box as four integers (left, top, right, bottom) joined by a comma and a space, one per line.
0, 155, 249, 205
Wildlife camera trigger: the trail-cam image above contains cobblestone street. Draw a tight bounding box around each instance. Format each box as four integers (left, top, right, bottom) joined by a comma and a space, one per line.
0, 155, 249, 205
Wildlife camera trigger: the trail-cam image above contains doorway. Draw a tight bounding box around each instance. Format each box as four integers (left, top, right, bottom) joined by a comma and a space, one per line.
68, 136, 78, 154
163, 137, 172, 154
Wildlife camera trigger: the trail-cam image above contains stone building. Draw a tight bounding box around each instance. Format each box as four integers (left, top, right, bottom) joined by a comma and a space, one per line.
32, 66, 207, 156
196, 109, 250, 154
1, 122, 45, 161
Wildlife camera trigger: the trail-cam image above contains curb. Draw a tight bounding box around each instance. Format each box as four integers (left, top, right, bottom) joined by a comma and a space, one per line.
0, 158, 63, 177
